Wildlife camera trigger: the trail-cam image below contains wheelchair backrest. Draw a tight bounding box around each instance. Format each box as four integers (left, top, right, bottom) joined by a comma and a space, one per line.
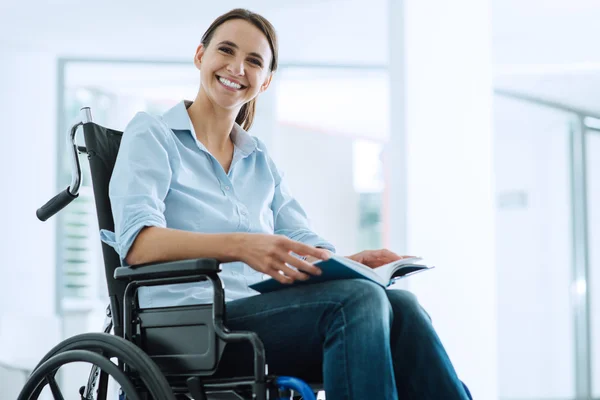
81, 122, 128, 336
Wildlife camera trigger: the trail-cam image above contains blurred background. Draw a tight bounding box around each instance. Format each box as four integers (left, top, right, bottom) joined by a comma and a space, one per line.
0, 0, 598, 399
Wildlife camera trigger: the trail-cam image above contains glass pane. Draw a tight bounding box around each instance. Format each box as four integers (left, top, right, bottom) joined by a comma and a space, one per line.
274, 68, 389, 255
276, 67, 389, 140
494, 96, 575, 399
587, 131, 600, 397
62, 62, 197, 187
354, 140, 384, 251
60, 61, 197, 307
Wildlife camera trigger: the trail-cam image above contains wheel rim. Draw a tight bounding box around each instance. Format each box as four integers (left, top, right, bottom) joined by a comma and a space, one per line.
18, 349, 140, 400
26, 333, 174, 400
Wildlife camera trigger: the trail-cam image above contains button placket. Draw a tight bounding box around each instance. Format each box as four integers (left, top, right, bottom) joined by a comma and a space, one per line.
239, 205, 250, 231
220, 180, 232, 195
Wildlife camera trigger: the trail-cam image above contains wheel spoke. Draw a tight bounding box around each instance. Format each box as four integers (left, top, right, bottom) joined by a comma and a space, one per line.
96, 370, 109, 400
46, 375, 64, 400
18, 350, 140, 400
19, 333, 175, 400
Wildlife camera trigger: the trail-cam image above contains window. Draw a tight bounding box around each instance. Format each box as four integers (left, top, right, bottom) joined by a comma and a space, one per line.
354, 140, 385, 250
58, 61, 197, 310
275, 67, 389, 254
57, 61, 390, 310
587, 129, 600, 397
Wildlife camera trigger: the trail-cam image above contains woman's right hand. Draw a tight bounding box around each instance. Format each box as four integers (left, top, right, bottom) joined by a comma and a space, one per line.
233, 233, 331, 284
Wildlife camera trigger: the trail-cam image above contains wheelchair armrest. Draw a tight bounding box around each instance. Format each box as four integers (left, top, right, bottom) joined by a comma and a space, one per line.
114, 258, 221, 281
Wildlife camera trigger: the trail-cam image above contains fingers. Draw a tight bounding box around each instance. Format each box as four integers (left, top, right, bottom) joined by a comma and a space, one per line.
379, 249, 399, 258
268, 269, 294, 284
276, 261, 310, 281
267, 253, 318, 284
379, 249, 416, 260
281, 252, 322, 277
266, 260, 308, 284
266, 253, 323, 285
289, 241, 331, 260
261, 236, 331, 284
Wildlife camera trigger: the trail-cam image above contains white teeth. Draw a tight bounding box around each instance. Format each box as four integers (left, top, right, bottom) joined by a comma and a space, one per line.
218, 77, 242, 89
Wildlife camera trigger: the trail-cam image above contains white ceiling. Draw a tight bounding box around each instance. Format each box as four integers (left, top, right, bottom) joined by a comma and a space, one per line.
491, 0, 600, 66
1, 0, 599, 113
494, 68, 600, 117
491, 0, 600, 114
0, 0, 388, 64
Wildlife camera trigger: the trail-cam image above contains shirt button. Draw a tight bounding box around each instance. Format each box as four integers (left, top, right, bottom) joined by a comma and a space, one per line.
224, 186, 230, 191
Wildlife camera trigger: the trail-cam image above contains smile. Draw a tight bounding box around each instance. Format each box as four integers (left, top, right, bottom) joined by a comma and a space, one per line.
216, 75, 246, 91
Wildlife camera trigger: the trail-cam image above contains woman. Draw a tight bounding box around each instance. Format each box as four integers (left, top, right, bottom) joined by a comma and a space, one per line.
101, 8, 472, 400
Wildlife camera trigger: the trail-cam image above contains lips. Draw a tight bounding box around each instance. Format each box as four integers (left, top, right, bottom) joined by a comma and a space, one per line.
216, 75, 247, 91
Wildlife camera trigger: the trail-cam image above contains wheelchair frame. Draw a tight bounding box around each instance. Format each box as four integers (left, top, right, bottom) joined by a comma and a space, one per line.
27, 107, 321, 400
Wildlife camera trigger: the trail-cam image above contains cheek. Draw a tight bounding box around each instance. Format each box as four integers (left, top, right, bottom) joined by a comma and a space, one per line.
200, 67, 213, 83
250, 73, 267, 91
201, 60, 220, 76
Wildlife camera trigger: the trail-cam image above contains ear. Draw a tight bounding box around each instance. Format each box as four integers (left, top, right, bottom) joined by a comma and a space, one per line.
259, 72, 274, 93
193, 43, 206, 70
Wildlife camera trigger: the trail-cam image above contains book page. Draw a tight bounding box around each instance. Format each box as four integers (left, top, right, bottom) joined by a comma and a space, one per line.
315, 255, 426, 286
373, 257, 424, 281
328, 255, 385, 285
336, 256, 372, 271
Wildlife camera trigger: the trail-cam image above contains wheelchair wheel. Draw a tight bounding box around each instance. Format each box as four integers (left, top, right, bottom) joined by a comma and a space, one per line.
20, 332, 176, 400
19, 349, 140, 400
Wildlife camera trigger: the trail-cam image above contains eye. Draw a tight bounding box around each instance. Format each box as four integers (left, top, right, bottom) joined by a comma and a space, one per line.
218, 46, 233, 54
248, 58, 263, 67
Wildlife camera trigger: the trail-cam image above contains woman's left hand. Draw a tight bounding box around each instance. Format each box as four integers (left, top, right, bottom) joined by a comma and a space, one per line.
346, 249, 417, 268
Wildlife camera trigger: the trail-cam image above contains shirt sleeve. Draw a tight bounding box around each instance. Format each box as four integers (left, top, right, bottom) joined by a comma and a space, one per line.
99, 112, 173, 265
263, 146, 336, 254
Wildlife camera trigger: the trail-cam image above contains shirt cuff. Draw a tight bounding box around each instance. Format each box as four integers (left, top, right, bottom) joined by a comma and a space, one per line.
100, 213, 166, 266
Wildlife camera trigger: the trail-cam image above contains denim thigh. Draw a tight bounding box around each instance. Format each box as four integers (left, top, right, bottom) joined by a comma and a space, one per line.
214, 279, 390, 380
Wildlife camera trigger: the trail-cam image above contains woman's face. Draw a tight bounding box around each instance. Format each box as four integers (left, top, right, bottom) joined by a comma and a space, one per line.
195, 19, 273, 113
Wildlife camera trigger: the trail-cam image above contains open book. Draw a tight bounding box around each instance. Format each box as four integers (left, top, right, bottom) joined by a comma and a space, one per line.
249, 255, 434, 294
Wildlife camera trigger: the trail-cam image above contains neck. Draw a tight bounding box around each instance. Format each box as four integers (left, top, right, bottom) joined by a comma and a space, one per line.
186, 90, 239, 152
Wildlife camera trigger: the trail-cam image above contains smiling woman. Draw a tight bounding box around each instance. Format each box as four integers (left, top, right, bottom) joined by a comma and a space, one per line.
191, 9, 278, 132
96, 8, 473, 400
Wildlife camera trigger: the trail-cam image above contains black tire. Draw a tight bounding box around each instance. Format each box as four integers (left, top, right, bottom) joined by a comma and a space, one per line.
18, 350, 140, 400
28, 332, 175, 400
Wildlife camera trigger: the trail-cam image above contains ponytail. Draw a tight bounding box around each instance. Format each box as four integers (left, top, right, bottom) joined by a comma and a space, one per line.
236, 98, 257, 131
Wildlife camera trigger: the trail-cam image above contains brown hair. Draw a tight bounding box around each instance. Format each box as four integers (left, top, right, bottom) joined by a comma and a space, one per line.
201, 8, 279, 131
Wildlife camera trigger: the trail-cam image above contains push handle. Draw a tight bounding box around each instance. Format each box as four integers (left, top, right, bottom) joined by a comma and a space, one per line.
36, 187, 78, 221
36, 107, 91, 222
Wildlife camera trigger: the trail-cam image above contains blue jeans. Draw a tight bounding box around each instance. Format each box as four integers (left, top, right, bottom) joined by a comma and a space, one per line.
217, 279, 471, 400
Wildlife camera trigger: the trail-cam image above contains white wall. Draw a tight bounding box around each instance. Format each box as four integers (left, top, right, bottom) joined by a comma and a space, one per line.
0, 365, 28, 400
493, 96, 575, 398
0, 47, 60, 397
390, 1, 498, 398
0, 49, 58, 314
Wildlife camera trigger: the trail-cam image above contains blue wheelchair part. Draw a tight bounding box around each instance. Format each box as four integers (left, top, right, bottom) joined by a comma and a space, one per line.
276, 376, 316, 400
463, 381, 473, 399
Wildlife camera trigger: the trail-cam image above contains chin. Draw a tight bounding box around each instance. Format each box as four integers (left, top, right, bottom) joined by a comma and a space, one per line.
210, 96, 244, 113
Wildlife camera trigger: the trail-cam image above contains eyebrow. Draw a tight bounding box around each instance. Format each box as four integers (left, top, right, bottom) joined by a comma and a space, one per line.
217, 40, 265, 62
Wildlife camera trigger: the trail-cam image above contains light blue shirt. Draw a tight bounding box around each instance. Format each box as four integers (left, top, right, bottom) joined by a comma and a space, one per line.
100, 100, 335, 308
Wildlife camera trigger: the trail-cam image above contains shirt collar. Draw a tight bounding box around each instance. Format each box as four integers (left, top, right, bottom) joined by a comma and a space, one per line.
161, 100, 260, 156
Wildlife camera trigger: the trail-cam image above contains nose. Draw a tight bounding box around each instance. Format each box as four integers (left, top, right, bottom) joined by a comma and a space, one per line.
226, 57, 245, 76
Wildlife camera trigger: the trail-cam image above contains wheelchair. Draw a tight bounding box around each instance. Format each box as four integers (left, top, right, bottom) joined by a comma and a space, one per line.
22, 107, 322, 400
